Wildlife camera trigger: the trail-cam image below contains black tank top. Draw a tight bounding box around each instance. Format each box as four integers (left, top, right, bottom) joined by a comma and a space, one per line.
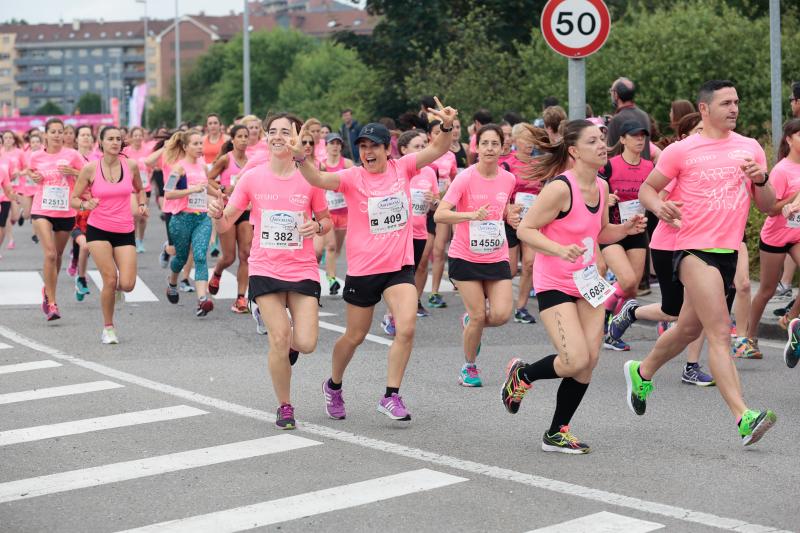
451, 143, 468, 169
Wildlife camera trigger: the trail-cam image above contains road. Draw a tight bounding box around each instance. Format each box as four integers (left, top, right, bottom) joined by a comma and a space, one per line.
0, 220, 796, 532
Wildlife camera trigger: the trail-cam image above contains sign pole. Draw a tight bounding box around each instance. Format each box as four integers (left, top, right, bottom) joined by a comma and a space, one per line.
769, 0, 781, 164
568, 58, 586, 120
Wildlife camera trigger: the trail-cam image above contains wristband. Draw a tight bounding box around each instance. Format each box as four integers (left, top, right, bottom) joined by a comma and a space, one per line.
293, 154, 307, 164
439, 124, 453, 133
754, 172, 769, 187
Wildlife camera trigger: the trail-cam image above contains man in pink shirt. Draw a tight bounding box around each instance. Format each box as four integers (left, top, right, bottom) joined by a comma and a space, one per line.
628, 80, 778, 447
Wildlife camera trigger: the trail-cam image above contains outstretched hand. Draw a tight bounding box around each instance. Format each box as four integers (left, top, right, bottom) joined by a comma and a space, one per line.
287, 122, 306, 158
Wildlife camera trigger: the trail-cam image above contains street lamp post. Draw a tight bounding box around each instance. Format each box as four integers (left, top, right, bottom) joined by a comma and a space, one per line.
243, 0, 251, 115
174, 0, 182, 126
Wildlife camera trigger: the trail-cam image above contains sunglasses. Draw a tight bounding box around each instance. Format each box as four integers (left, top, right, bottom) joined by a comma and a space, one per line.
301, 140, 315, 146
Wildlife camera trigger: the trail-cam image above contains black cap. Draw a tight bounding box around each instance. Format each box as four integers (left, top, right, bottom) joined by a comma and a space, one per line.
356, 123, 391, 146
325, 132, 343, 143
619, 120, 649, 137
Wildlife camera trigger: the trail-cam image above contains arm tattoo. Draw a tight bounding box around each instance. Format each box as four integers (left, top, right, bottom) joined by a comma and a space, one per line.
555, 310, 568, 364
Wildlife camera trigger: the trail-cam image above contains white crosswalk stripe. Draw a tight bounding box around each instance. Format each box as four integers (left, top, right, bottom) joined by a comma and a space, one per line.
526, 511, 665, 533
0, 435, 321, 504
87, 270, 159, 302
0, 271, 43, 305
0, 380, 123, 405
117, 468, 468, 533
0, 405, 208, 446
0, 343, 11, 350
0, 360, 62, 375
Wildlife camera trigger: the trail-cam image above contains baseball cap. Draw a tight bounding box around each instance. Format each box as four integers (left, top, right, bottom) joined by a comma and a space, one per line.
619, 120, 649, 136
325, 132, 343, 143
356, 123, 391, 146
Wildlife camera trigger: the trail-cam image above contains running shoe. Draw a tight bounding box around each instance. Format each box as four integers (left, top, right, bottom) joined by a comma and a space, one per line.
783, 317, 800, 368
461, 312, 481, 355
459, 363, 482, 387
778, 313, 791, 330
603, 310, 612, 335
541, 425, 591, 454
289, 348, 299, 366
41, 286, 49, 315
75, 278, 90, 302
322, 379, 346, 419
774, 299, 794, 317
231, 296, 248, 314
428, 292, 447, 308
501, 358, 532, 414
624, 360, 653, 416
179, 278, 195, 293
208, 271, 221, 295
275, 404, 296, 430
135, 239, 145, 254
772, 281, 793, 300
159, 241, 170, 269
732, 337, 763, 359
46, 303, 60, 321
681, 363, 715, 386
657, 320, 674, 336
416, 299, 430, 318
67, 261, 77, 277
6, 239, 14, 250
196, 297, 214, 317
739, 409, 777, 446
608, 299, 638, 341
328, 277, 341, 296
514, 307, 536, 324
729, 320, 737, 337
17, 217, 23, 226
210, 244, 220, 258
381, 314, 396, 336
32, 234, 38, 244
101, 327, 119, 345
251, 304, 267, 335
166, 282, 179, 304
603, 335, 631, 351
377, 393, 411, 421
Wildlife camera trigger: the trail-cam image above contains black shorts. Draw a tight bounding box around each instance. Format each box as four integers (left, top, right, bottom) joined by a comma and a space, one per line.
652, 248, 683, 317
448, 257, 512, 281
343, 265, 415, 308
152, 169, 164, 197
86, 224, 136, 248
235, 209, 251, 226
600, 231, 648, 251
31, 214, 75, 233
0, 201, 10, 226
69, 227, 85, 240
759, 238, 797, 254
248, 275, 321, 302
163, 212, 173, 245
537, 290, 579, 312
426, 211, 436, 235
505, 222, 520, 248
145, 191, 152, 199
673, 249, 737, 295
413, 238, 427, 268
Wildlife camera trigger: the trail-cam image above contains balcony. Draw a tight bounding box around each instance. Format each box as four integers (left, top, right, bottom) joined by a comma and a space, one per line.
14, 56, 56, 67
122, 70, 145, 81
16, 71, 63, 82
122, 54, 144, 63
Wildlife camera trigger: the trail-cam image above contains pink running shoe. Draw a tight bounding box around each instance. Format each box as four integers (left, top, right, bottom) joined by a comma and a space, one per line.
46, 303, 61, 321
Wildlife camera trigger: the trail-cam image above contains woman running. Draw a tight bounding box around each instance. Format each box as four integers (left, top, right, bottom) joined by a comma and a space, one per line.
124, 127, 153, 253
435, 124, 519, 386
70, 126, 147, 343
295, 98, 459, 422
319, 132, 354, 296
501, 119, 645, 454
0, 162, 17, 257
207, 124, 251, 313
202, 114, 228, 167
162, 129, 217, 316
208, 113, 331, 430
1, 130, 25, 250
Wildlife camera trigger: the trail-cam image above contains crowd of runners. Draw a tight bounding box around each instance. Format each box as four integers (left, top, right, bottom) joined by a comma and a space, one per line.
2, 77, 799, 452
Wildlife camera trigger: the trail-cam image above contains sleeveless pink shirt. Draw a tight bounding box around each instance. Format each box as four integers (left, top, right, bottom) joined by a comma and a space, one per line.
87, 158, 135, 233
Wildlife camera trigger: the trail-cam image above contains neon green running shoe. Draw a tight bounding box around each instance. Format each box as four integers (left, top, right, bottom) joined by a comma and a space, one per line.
542, 425, 591, 454
739, 409, 777, 446
624, 360, 653, 416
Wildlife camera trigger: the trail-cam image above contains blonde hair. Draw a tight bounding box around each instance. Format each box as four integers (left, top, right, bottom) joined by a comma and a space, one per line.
163, 128, 202, 165
511, 123, 550, 170
304, 118, 321, 129
241, 114, 264, 139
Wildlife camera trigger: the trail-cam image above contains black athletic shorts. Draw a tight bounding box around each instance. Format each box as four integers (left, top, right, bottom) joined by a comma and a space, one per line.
343, 265, 415, 308
235, 209, 251, 226
426, 211, 436, 235
600, 231, 648, 251
504, 222, 520, 248
152, 169, 165, 198
248, 275, 321, 302
163, 212, 173, 245
0, 201, 10, 226
413, 238, 427, 269
652, 248, 683, 317
537, 290, 579, 312
69, 227, 85, 240
86, 224, 136, 248
448, 257, 512, 281
31, 214, 75, 233
673, 249, 737, 294
759, 238, 798, 254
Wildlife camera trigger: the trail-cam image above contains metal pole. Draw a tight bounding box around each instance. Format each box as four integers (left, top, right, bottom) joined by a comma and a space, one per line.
174, 0, 182, 126
769, 0, 782, 164
243, 0, 251, 115
568, 58, 585, 121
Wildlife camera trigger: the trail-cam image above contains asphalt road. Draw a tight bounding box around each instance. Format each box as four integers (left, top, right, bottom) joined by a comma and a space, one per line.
0, 217, 797, 532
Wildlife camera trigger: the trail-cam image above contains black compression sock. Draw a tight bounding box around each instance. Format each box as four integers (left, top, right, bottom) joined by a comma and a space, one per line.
521, 354, 559, 383
385, 387, 399, 398
77, 276, 86, 285
548, 378, 590, 434
327, 378, 342, 390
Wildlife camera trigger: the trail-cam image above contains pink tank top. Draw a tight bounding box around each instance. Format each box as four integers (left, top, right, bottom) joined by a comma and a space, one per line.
87, 158, 135, 234
324, 157, 347, 214
533, 170, 606, 297
219, 152, 245, 189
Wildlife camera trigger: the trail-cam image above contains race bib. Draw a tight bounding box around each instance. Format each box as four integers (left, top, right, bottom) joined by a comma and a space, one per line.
573, 264, 615, 308
438, 177, 449, 192
138, 164, 149, 188
230, 174, 238, 186
187, 189, 207, 211
260, 209, 303, 249
367, 192, 409, 235
410, 188, 429, 216
469, 220, 505, 254
787, 212, 800, 228
619, 199, 645, 223
41, 185, 69, 211
326, 190, 347, 211
515, 192, 537, 216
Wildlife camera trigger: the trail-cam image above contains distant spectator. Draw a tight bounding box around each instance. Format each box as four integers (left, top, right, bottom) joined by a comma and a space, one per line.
379, 117, 401, 158
669, 99, 696, 132
534, 96, 560, 128
468, 109, 493, 164
397, 111, 427, 132
419, 95, 437, 124
606, 77, 651, 159
791, 81, 800, 118
585, 103, 594, 118
542, 105, 567, 143
503, 111, 524, 127
339, 108, 361, 162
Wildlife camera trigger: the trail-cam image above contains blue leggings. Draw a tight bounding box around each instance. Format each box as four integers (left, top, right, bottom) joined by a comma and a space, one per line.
169, 212, 212, 281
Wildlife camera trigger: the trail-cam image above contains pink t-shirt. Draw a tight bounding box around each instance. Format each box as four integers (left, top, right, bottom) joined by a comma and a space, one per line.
123, 144, 152, 192
443, 164, 516, 264
502, 154, 542, 200
334, 153, 418, 276
229, 167, 327, 282
219, 152, 246, 189
649, 180, 679, 251
1, 148, 25, 192
314, 140, 327, 164
87, 159, 135, 234
760, 157, 800, 247
240, 151, 268, 176
29, 148, 85, 218
430, 151, 457, 181
162, 158, 208, 215
0, 162, 11, 202
410, 166, 439, 240
656, 132, 765, 251
246, 140, 270, 160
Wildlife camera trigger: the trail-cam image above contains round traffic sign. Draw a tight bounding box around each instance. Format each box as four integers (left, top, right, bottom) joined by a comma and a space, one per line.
540, 0, 611, 58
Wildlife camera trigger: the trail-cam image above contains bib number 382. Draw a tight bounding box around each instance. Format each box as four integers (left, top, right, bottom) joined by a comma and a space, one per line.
573, 264, 614, 308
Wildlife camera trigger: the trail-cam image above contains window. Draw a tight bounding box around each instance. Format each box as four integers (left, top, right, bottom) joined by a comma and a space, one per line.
66, 82, 74, 91
0, 84, 11, 93
148, 79, 156, 88
183, 41, 205, 50
30, 50, 45, 59
69, 32, 75, 39
31, 65, 46, 74
110, 79, 122, 90
47, 50, 63, 59
2, 36, 9, 44
108, 48, 122, 57
78, 49, 88, 57
100, 32, 107, 38
84, 32, 91, 38
115, 31, 121, 37
49, 82, 62, 92
94, 79, 104, 90
65, 65, 74, 75
78, 65, 88, 74
37, 34, 44, 40
47, 65, 62, 76
0, 68, 10, 77
79, 80, 89, 90
65, 50, 73, 58
94, 64, 104, 74
31, 82, 46, 93
0, 53, 9, 60
91, 48, 103, 57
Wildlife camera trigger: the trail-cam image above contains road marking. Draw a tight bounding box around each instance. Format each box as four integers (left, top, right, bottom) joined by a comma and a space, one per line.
319, 321, 393, 346
118, 468, 467, 532
0, 360, 61, 375
318, 311, 336, 317
526, 511, 664, 533
88, 270, 159, 303
0, 435, 321, 504
0, 271, 43, 305
189, 269, 237, 299
0, 342, 11, 349
0, 326, 791, 533
0, 405, 208, 446
0, 380, 123, 405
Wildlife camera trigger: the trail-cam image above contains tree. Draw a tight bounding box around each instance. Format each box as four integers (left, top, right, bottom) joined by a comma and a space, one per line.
75, 92, 102, 115
146, 97, 176, 129
34, 101, 64, 116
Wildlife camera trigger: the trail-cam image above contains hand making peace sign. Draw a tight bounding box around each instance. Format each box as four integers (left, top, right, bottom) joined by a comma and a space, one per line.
426, 96, 458, 129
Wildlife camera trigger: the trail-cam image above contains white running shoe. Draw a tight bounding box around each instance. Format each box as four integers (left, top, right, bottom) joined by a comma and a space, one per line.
101, 327, 119, 345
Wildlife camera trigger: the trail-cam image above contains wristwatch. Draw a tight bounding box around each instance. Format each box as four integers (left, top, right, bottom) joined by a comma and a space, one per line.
754, 172, 769, 187
439, 124, 453, 133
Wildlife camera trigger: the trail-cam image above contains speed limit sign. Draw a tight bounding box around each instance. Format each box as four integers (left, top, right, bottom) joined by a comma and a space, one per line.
541, 0, 611, 58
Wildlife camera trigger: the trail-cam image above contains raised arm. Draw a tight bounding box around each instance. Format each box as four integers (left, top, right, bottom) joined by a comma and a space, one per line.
289, 123, 341, 191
